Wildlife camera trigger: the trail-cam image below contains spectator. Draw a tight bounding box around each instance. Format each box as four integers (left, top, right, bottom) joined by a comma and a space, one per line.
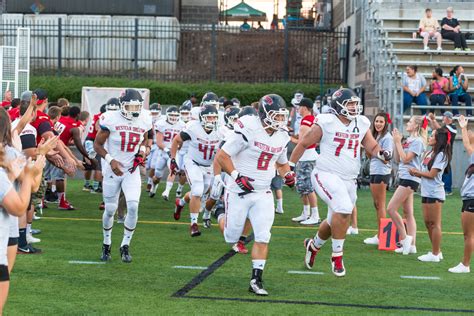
402, 65, 429, 113
1, 90, 12, 108
419, 8, 442, 51
240, 19, 251, 32
257, 21, 264, 30
428, 111, 457, 196
430, 67, 449, 114
57, 98, 69, 108
441, 7, 470, 51
7, 99, 20, 112
448, 65, 472, 116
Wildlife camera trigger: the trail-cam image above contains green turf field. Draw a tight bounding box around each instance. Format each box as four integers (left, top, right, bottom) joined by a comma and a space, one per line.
5, 179, 473, 315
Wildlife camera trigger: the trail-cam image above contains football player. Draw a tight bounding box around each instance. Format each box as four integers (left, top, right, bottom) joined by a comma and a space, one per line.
150, 106, 185, 199
171, 104, 220, 237
94, 89, 153, 263
289, 88, 391, 277
215, 94, 295, 296
145, 103, 162, 192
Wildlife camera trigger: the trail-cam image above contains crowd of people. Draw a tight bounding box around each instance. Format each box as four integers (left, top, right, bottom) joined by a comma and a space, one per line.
0, 85, 473, 310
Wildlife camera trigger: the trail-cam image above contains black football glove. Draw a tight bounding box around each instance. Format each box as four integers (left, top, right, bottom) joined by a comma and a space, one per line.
170, 158, 179, 175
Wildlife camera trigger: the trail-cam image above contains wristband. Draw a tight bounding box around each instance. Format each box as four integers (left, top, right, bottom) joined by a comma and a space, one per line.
139, 145, 147, 153
288, 161, 296, 168
105, 154, 114, 164
230, 170, 239, 180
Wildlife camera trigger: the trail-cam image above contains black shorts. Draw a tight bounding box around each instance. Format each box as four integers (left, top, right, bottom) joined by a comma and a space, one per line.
0, 265, 9, 281
462, 199, 474, 213
421, 197, 444, 204
8, 237, 18, 246
370, 174, 391, 185
399, 179, 419, 191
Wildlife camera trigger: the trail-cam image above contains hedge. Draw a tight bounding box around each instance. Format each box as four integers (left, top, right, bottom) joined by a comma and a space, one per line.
30, 76, 340, 106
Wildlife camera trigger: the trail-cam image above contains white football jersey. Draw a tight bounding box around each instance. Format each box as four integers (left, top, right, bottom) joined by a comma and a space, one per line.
154, 119, 185, 150
314, 114, 371, 180
222, 115, 290, 192
217, 124, 233, 142
99, 110, 153, 169
182, 120, 220, 166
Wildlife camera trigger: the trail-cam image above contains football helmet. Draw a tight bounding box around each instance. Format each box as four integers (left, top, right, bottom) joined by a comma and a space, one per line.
224, 106, 241, 130
201, 92, 219, 107
180, 101, 192, 123
119, 89, 143, 120
150, 103, 162, 121
106, 97, 120, 111
218, 96, 227, 108
330, 88, 362, 120
166, 106, 180, 125
231, 97, 241, 108
258, 94, 289, 131
291, 90, 304, 106
200, 105, 219, 131
238, 105, 258, 118
100, 104, 107, 113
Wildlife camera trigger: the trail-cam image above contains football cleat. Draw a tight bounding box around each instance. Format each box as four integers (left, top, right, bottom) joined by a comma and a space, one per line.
101, 244, 112, 261
331, 254, 346, 277
58, 199, 76, 210
249, 279, 268, 296
161, 192, 169, 201
17, 244, 42, 254
292, 213, 309, 222
174, 198, 184, 220
146, 183, 151, 192
31, 228, 41, 235
82, 184, 92, 192
300, 217, 321, 225
176, 188, 183, 198
117, 215, 125, 224
120, 245, 132, 263
203, 218, 211, 229
190, 223, 201, 237
304, 238, 320, 270
232, 241, 249, 254
149, 183, 158, 198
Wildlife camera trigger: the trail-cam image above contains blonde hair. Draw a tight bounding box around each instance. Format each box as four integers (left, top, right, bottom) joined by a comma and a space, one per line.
411, 116, 428, 145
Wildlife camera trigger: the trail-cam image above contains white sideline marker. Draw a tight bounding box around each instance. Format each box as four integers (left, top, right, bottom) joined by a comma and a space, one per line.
288, 270, 325, 275
400, 275, 440, 280
69, 260, 106, 265
173, 266, 207, 270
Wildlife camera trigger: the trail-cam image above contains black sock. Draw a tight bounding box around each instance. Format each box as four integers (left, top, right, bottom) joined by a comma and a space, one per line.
239, 235, 247, 242
19, 228, 27, 248
252, 268, 263, 281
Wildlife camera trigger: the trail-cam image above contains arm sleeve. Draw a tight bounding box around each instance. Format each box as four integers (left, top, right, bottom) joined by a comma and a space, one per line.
180, 131, 191, 141
221, 131, 248, 156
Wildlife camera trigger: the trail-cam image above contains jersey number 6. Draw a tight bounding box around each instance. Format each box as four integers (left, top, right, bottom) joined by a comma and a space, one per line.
257, 152, 274, 171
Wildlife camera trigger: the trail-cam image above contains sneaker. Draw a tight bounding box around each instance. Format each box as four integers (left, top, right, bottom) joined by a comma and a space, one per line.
31, 228, 41, 235
464, 48, 471, 52
275, 208, 284, 214
364, 235, 379, 245
455, 47, 462, 51
331, 254, 346, 277
33, 214, 41, 220
58, 199, 76, 210
395, 244, 417, 255
90, 187, 102, 194
100, 244, 112, 261
401, 235, 413, 255
190, 223, 201, 237
45, 192, 58, 203
17, 244, 42, 254
424, 46, 429, 51
99, 202, 105, 211
346, 227, 359, 235
162, 192, 169, 201
82, 184, 92, 192
304, 238, 320, 270
418, 252, 440, 262
232, 241, 249, 254
249, 278, 268, 296
174, 198, 184, 221
117, 215, 125, 224
26, 234, 41, 244
292, 213, 309, 222
437, 47, 443, 52
448, 262, 470, 273
203, 218, 211, 229
300, 217, 322, 225
120, 245, 132, 263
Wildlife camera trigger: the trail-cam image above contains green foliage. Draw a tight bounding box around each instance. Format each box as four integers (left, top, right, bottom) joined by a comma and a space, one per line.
31, 76, 338, 105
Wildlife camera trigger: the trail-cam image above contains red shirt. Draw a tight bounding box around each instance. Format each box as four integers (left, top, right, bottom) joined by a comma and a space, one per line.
7, 107, 20, 121
87, 113, 101, 140
31, 110, 53, 144
57, 116, 80, 145
300, 115, 316, 149
1, 100, 11, 108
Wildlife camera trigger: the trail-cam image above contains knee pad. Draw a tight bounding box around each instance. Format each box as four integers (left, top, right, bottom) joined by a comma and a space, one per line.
124, 200, 139, 229
103, 196, 118, 218
191, 179, 204, 197
254, 231, 271, 244
154, 168, 164, 179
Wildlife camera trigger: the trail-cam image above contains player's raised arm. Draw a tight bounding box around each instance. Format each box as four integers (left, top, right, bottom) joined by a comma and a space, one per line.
289, 123, 322, 167
362, 128, 392, 163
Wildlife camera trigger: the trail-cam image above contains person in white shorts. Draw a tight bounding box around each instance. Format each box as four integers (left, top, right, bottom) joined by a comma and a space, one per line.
216, 94, 295, 296
145, 103, 162, 193
289, 88, 391, 277
94, 89, 153, 263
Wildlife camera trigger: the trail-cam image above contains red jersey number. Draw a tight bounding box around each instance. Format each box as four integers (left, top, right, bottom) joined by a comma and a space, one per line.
198, 144, 216, 160
333, 137, 359, 158
120, 132, 141, 152
257, 152, 274, 171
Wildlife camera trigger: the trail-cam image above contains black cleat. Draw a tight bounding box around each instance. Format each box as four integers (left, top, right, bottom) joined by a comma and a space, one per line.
249, 278, 268, 296
100, 244, 112, 261
120, 245, 132, 263
203, 218, 211, 229
17, 244, 42, 254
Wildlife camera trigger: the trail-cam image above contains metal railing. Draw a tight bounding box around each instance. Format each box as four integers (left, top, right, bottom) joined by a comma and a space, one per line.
0, 16, 350, 84
361, 1, 401, 129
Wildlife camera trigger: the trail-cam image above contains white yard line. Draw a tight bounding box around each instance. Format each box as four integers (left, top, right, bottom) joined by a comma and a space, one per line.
400, 275, 441, 280
173, 265, 208, 270
69, 260, 106, 265
288, 270, 325, 275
